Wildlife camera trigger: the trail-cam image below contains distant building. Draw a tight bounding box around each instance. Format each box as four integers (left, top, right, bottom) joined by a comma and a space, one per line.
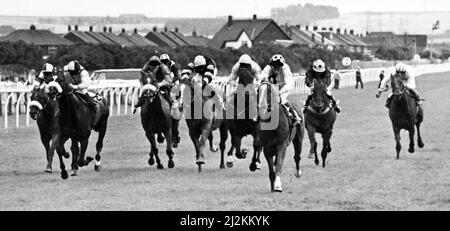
0, 25, 73, 56
183, 30, 210, 47
145, 27, 178, 47
118, 28, 158, 47
208, 15, 293, 49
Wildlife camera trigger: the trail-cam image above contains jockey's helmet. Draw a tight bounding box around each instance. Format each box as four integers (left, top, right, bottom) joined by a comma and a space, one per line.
395, 63, 407, 73
313, 59, 326, 73
42, 63, 54, 73
239, 54, 252, 65
148, 56, 161, 67
160, 54, 170, 61
270, 54, 285, 67
67, 61, 81, 76
194, 55, 206, 67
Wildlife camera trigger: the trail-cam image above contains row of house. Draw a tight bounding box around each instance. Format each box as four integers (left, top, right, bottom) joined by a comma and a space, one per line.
0, 14, 427, 58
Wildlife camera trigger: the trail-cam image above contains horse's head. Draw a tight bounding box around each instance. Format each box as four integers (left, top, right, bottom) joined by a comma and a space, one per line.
29, 87, 49, 120
310, 79, 329, 112
45, 81, 63, 100
391, 73, 406, 96
236, 66, 255, 88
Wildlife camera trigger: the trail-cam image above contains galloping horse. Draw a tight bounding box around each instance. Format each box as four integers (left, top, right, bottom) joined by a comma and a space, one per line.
29, 85, 71, 173
226, 68, 262, 171
304, 79, 337, 168
181, 77, 229, 172
387, 73, 424, 159
258, 82, 304, 192
48, 71, 109, 179
140, 71, 175, 169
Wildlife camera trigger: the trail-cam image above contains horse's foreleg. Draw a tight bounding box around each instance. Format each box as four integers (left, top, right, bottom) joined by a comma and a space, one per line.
321, 131, 332, 168
416, 121, 424, 149
94, 120, 107, 172
234, 135, 246, 159
249, 133, 261, 172
408, 126, 415, 154
55, 135, 68, 180
293, 128, 303, 178
274, 143, 288, 192
78, 139, 92, 169
307, 126, 318, 164
41, 135, 52, 173
146, 132, 162, 169
197, 129, 210, 165
70, 139, 80, 175
263, 149, 276, 192
208, 132, 218, 152
219, 123, 228, 169
165, 128, 175, 169
393, 127, 401, 160
172, 119, 181, 148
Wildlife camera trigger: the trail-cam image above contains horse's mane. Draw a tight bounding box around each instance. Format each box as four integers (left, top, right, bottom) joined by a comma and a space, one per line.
236, 68, 255, 86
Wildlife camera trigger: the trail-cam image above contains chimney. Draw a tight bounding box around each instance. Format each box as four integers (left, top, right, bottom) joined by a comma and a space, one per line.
366, 31, 369, 36
153, 26, 157, 32
305, 25, 309, 31
103, 26, 107, 33
74, 25, 78, 31
321, 27, 327, 31
350, 29, 354, 35
89, 26, 93, 32
164, 27, 168, 32
296, 25, 300, 29
122, 28, 125, 33
68, 25, 72, 32
329, 27, 333, 32
109, 27, 112, 33
337, 28, 341, 34
312, 33, 315, 43
313, 26, 318, 31
30, 25, 36, 30
253, 14, 257, 21
192, 30, 197, 36
134, 28, 138, 34
344, 29, 347, 34
175, 27, 179, 33
228, 15, 233, 27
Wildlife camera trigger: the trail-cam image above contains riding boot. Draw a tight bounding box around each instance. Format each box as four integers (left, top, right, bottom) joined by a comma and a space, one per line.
327, 95, 341, 113
133, 96, 145, 114
303, 95, 312, 113
385, 96, 392, 109
284, 102, 302, 126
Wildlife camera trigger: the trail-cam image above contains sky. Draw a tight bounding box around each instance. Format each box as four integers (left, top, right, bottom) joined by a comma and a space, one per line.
1, 0, 450, 17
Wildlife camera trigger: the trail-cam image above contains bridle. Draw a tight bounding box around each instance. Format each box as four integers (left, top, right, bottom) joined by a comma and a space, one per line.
308, 81, 331, 115
391, 73, 406, 96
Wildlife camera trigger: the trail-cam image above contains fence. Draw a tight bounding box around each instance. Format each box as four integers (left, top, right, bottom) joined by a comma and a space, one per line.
2, 63, 450, 130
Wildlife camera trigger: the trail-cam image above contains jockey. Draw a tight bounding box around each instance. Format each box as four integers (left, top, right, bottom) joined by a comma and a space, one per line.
227, 54, 262, 85
377, 62, 421, 108
160, 53, 180, 84
65, 60, 101, 125
134, 56, 175, 110
260, 54, 302, 126
303, 59, 341, 113
192, 55, 225, 111
33, 63, 57, 89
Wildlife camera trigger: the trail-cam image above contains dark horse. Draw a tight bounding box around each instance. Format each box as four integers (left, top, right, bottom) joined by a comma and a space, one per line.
304, 79, 337, 168
226, 68, 262, 171
181, 77, 229, 172
140, 71, 176, 169
29, 85, 71, 173
258, 82, 304, 192
49, 72, 109, 179
386, 74, 424, 159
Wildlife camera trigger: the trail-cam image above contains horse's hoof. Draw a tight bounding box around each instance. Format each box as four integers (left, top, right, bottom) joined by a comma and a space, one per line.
418, 142, 424, 149
315, 160, 319, 166
274, 188, 283, 193
308, 153, 315, 159
220, 164, 225, 170
157, 135, 165, 144
226, 161, 233, 168
70, 170, 78, 176
168, 160, 175, 169
173, 143, 178, 148
94, 164, 102, 172
274, 176, 283, 192
86, 157, 94, 163
210, 146, 219, 153
408, 148, 415, 154
61, 171, 68, 180
295, 170, 303, 178
327, 147, 332, 153
157, 164, 164, 170
45, 167, 52, 173
148, 158, 155, 166
78, 161, 85, 168
256, 162, 261, 170
249, 162, 257, 172
63, 152, 70, 159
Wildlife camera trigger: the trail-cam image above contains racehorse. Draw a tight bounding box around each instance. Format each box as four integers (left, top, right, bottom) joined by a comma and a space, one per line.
258, 82, 304, 192
29, 85, 71, 173
304, 79, 337, 168
387, 73, 424, 159
226, 68, 262, 171
181, 77, 229, 172
139, 71, 176, 169
48, 71, 109, 179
